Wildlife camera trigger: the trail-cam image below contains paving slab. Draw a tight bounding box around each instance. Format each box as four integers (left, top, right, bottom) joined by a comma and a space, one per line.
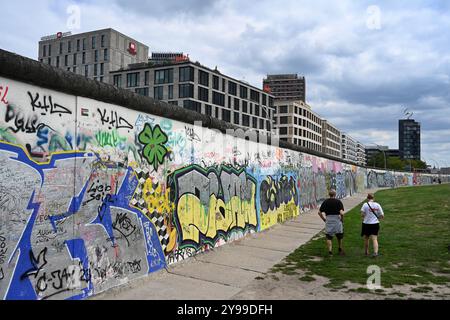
168, 260, 262, 288
93, 271, 241, 300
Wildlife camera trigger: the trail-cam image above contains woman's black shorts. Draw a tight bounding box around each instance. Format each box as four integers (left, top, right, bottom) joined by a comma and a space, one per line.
361, 223, 380, 237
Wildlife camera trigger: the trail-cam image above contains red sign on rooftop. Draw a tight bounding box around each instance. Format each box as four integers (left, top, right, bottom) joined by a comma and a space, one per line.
128, 42, 137, 56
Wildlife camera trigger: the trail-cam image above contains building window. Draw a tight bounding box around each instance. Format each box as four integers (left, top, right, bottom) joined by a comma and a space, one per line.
59, 43, 63, 54
205, 105, 212, 116
279, 105, 288, 113
198, 87, 209, 102
240, 86, 248, 99
234, 112, 240, 125
199, 70, 209, 86
252, 117, 257, 128
155, 68, 174, 84
82, 52, 86, 64
260, 119, 264, 130
95, 50, 99, 63
100, 63, 104, 75
255, 105, 260, 117
101, 35, 106, 47
47, 58, 51, 65
43, 45, 47, 57
144, 71, 149, 86
92, 36, 96, 49
213, 75, 219, 90
242, 115, 250, 127
73, 67, 77, 74
168, 85, 174, 99
64, 55, 68, 66
222, 79, 226, 93
184, 100, 201, 113
82, 38, 86, 51
84, 65, 89, 77
234, 98, 240, 111
68, 41, 72, 53
179, 66, 194, 82
242, 101, 248, 113
77, 39, 80, 52
113, 75, 122, 87
136, 88, 149, 96
250, 90, 260, 103
262, 95, 267, 106
56, 56, 60, 68
154, 86, 164, 100
228, 81, 237, 96
223, 110, 231, 123
280, 116, 288, 124
280, 127, 288, 135
94, 64, 98, 76
48, 45, 52, 56
266, 120, 271, 132
73, 53, 77, 65
213, 91, 225, 106
104, 49, 108, 61
215, 107, 220, 119
127, 72, 140, 87
179, 84, 194, 98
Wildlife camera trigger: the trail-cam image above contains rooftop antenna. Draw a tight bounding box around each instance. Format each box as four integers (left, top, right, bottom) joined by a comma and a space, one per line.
403, 108, 413, 120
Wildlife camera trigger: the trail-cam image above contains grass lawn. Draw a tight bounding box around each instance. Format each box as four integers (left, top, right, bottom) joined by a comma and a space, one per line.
271, 184, 450, 290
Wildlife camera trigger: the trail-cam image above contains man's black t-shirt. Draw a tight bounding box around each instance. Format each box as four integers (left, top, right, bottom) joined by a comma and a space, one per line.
319, 198, 344, 215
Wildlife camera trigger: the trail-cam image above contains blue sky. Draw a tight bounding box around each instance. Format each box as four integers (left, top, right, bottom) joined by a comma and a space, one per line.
1, 0, 449, 167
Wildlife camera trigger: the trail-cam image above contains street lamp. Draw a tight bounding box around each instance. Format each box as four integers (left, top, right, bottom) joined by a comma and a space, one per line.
374, 144, 387, 170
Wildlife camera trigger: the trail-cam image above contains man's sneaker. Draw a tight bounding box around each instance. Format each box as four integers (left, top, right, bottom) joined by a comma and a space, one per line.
338, 248, 346, 256
328, 251, 333, 256
372, 253, 379, 258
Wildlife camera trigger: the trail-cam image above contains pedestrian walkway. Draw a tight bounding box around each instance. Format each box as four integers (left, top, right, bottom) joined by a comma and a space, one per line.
92, 188, 380, 300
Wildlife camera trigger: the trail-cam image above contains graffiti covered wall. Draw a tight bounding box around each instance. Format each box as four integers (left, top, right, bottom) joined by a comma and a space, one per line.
0, 76, 448, 300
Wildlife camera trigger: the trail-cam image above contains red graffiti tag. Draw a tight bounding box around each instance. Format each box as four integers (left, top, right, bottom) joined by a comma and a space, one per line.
0, 86, 9, 105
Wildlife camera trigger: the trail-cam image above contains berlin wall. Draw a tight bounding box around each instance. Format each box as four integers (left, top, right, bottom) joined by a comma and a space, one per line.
0, 49, 448, 300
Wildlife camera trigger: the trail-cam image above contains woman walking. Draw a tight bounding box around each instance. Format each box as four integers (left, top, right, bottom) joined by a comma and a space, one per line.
360, 193, 384, 257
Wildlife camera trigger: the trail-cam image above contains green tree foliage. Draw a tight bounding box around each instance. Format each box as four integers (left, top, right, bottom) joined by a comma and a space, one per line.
368, 152, 427, 171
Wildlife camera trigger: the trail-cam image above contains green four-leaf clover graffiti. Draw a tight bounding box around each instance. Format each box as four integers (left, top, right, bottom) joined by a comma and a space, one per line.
138, 124, 169, 171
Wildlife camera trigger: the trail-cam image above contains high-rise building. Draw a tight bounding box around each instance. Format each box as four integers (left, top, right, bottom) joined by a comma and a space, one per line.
399, 119, 421, 160
110, 60, 275, 134
263, 74, 306, 102
274, 100, 323, 153
38, 28, 149, 84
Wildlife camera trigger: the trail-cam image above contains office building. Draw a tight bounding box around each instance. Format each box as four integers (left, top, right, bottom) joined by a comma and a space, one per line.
341, 133, 358, 164
399, 119, 421, 160
110, 60, 275, 134
263, 74, 306, 102
38, 28, 149, 83
274, 100, 323, 153
321, 120, 342, 158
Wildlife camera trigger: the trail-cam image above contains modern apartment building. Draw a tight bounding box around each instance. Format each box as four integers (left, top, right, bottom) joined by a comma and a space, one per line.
399, 119, 421, 160
356, 142, 367, 167
321, 120, 342, 158
110, 60, 275, 134
263, 74, 306, 102
274, 100, 323, 153
341, 133, 358, 164
38, 29, 149, 83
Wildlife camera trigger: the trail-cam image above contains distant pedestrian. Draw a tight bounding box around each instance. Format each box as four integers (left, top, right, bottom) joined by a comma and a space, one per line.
438, 178, 442, 184
318, 189, 345, 256
361, 194, 384, 258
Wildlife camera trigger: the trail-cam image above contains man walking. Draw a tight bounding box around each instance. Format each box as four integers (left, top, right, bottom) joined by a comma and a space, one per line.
361, 193, 384, 257
318, 190, 345, 256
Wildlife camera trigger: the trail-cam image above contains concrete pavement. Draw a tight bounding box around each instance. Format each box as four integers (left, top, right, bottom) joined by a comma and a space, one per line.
92, 189, 379, 300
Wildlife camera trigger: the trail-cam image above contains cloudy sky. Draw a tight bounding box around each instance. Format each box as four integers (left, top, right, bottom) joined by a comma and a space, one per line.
1, 0, 449, 166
